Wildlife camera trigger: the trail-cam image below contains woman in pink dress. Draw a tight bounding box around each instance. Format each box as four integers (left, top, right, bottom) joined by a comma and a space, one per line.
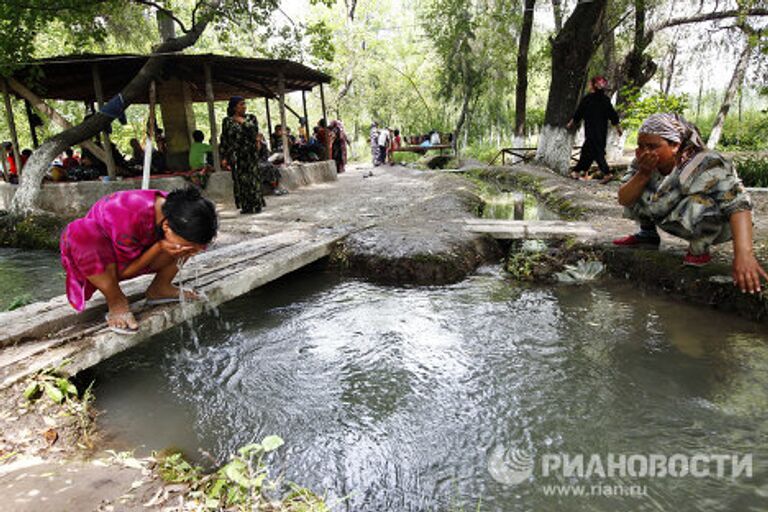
60, 187, 218, 333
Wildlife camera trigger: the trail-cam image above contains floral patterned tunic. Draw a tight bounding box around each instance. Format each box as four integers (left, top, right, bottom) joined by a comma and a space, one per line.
220, 113, 264, 212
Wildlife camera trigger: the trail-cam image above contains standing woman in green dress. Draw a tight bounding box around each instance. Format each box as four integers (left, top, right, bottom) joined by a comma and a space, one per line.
220, 96, 265, 214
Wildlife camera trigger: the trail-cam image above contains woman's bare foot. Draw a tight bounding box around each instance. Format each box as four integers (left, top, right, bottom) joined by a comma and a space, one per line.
145, 284, 198, 302
105, 300, 138, 331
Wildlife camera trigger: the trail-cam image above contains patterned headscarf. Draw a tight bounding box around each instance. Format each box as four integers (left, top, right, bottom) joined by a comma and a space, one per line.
638, 113, 706, 164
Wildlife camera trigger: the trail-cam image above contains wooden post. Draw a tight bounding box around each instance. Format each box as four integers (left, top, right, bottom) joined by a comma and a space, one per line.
302, 90, 309, 130
8, 77, 107, 162
319, 83, 327, 122
204, 63, 221, 174
265, 98, 272, 148
92, 64, 117, 180
278, 75, 291, 164
143, 81, 156, 190
0, 144, 9, 182
24, 100, 39, 148
2, 79, 22, 175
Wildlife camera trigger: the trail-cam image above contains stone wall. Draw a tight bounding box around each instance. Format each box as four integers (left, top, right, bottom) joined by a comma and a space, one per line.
0, 160, 337, 216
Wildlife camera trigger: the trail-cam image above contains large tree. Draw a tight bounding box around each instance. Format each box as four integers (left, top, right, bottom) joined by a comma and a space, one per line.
614, 0, 768, 113
514, 0, 536, 140
3, 0, 279, 215
535, 0, 608, 174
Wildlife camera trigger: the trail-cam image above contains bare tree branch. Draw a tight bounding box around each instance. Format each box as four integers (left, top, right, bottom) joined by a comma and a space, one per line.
653, 8, 768, 33
133, 0, 190, 33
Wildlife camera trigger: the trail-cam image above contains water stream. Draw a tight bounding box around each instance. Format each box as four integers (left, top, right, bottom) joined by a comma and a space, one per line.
91, 266, 768, 511
0, 248, 62, 310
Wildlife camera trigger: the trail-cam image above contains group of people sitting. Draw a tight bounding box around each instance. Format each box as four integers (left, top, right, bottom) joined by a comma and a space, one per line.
268, 117, 349, 170
369, 124, 453, 166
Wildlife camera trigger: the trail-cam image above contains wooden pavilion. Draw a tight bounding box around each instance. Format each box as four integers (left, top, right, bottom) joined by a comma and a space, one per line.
1, 53, 332, 180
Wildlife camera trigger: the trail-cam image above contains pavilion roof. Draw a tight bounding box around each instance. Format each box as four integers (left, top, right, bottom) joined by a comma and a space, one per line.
10, 53, 332, 103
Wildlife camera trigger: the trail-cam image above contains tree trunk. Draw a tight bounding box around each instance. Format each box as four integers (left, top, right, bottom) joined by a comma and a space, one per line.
615, 0, 657, 112
662, 43, 678, 96
551, 0, 562, 33
601, 14, 618, 87
536, 0, 608, 174
708, 42, 752, 149
514, 0, 536, 138
10, 16, 214, 215
455, 91, 472, 155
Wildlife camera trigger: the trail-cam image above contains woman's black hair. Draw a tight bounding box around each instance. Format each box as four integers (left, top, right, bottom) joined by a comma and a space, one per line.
162, 187, 218, 245
227, 96, 245, 117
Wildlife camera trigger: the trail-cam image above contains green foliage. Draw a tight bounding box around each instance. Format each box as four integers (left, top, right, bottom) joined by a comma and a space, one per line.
390, 151, 423, 165
506, 251, 546, 280
421, 0, 520, 137
0, 211, 69, 250
462, 142, 504, 164
717, 114, 768, 150
0, 0, 115, 74
734, 157, 768, 187
156, 436, 328, 511
23, 364, 79, 404
621, 88, 689, 130
306, 21, 335, 63
22, 361, 96, 447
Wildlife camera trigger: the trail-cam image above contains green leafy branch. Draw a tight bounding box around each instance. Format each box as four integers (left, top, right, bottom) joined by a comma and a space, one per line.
156, 435, 328, 510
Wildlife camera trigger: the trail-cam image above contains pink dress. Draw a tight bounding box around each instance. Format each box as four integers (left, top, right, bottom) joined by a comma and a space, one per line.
60, 189, 167, 311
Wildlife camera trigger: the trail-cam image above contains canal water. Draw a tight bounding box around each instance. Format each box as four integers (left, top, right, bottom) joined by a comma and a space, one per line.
481, 191, 559, 221
0, 248, 62, 311
91, 266, 768, 511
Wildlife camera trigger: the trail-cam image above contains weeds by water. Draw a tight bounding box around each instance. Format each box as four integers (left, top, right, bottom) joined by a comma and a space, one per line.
154, 436, 329, 511
21, 362, 97, 449
6, 293, 33, 311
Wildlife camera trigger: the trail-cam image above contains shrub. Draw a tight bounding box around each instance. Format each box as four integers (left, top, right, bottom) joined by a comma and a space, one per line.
734, 157, 768, 187
621, 88, 689, 131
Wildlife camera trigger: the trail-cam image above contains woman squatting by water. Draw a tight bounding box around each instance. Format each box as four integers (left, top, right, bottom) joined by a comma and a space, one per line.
60, 187, 218, 333
614, 113, 767, 294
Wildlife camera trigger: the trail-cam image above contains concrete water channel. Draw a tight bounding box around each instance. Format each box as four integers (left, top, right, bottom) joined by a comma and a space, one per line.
1, 162, 768, 510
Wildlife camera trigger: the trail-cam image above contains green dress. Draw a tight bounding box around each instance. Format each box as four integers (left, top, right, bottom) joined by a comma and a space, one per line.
220, 114, 264, 213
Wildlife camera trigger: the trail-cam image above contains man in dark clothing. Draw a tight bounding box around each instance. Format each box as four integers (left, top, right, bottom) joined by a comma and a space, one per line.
566, 75, 622, 183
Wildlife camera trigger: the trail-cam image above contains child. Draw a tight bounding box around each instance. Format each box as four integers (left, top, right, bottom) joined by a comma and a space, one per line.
614, 113, 767, 293
188, 130, 212, 170
60, 187, 218, 333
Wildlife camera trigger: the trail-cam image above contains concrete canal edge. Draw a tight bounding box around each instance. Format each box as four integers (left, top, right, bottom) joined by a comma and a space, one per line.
470, 163, 768, 324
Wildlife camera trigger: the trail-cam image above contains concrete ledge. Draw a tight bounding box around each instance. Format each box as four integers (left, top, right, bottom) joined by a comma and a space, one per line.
279, 160, 337, 190
602, 247, 768, 322
0, 161, 337, 216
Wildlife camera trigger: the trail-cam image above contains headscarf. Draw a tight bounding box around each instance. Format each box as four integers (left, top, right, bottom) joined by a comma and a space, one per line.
590, 75, 608, 91
638, 113, 706, 165
227, 96, 245, 117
